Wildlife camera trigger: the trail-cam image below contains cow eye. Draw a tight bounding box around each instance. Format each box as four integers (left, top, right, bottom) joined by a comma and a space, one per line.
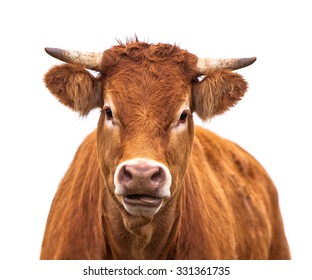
179, 111, 188, 123
104, 107, 113, 120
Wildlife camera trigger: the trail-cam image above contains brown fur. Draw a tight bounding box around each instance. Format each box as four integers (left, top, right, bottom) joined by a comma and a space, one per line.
44, 64, 103, 116
192, 70, 248, 119
41, 41, 290, 259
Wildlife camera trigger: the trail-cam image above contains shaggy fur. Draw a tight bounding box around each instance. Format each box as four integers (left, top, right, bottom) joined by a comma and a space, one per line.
192, 70, 248, 119
41, 41, 290, 259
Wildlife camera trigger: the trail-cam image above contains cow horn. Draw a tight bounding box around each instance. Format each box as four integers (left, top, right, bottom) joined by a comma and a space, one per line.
45, 48, 103, 71
196, 57, 256, 74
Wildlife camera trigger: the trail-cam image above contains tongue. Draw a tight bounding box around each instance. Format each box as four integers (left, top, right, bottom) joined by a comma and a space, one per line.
138, 195, 160, 204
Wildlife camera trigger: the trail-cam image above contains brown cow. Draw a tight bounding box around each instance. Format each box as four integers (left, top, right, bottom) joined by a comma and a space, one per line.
40, 39, 290, 260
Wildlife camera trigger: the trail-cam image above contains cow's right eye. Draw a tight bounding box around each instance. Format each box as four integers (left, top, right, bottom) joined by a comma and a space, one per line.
102, 106, 113, 121
105, 108, 113, 120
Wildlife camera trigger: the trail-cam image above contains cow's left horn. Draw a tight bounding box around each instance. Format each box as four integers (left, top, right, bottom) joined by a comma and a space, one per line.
196, 57, 256, 74
45, 48, 103, 71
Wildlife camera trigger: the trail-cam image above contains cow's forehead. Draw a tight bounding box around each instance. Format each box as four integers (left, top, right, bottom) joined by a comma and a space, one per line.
104, 62, 191, 118
106, 66, 189, 98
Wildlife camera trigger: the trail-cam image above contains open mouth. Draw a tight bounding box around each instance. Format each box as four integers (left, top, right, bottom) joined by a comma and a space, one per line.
123, 195, 163, 207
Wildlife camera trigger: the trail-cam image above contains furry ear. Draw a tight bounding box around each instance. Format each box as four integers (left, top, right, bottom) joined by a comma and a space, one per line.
44, 64, 103, 116
192, 70, 248, 120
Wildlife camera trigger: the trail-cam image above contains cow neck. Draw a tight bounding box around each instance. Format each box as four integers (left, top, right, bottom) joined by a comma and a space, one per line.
101, 185, 182, 260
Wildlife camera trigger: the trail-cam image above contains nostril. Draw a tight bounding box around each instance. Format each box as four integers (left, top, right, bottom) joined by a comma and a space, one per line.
151, 168, 164, 184
120, 166, 133, 183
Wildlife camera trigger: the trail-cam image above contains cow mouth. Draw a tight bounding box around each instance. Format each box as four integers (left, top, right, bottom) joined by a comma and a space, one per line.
123, 194, 163, 207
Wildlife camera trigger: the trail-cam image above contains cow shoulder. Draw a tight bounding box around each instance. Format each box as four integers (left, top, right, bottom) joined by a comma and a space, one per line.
193, 126, 269, 181
189, 126, 278, 259
41, 130, 105, 259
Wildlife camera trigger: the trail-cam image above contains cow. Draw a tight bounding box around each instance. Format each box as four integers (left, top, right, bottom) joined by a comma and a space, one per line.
40, 39, 290, 260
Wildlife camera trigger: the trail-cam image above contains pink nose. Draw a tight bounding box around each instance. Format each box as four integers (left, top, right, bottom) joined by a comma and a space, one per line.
114, 158, 171, 197
119, 164, 163, 189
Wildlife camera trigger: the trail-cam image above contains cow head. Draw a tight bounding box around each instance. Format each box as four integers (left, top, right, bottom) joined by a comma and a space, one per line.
44, 40, 255, 218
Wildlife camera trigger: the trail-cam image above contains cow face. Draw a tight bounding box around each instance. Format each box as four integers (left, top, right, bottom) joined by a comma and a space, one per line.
44, 42, 249, 218
96, 55, 196, 217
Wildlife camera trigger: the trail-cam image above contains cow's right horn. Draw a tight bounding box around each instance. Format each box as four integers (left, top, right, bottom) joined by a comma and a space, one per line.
196, 57, 256, 74
45, 48, 103, 71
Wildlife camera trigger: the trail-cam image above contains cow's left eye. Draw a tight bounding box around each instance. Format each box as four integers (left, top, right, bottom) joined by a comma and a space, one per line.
179, 111, 188, 123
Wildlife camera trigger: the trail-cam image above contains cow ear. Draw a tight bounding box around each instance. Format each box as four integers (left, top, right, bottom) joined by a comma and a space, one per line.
44, 64, 103, 116
192, 70, 248, 120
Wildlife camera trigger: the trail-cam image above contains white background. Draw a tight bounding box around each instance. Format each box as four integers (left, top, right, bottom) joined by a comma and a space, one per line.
0, 0, 311, 278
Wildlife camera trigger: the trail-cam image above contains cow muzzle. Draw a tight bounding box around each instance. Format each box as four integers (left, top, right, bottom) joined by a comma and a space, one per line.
114, 158, 172, 217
